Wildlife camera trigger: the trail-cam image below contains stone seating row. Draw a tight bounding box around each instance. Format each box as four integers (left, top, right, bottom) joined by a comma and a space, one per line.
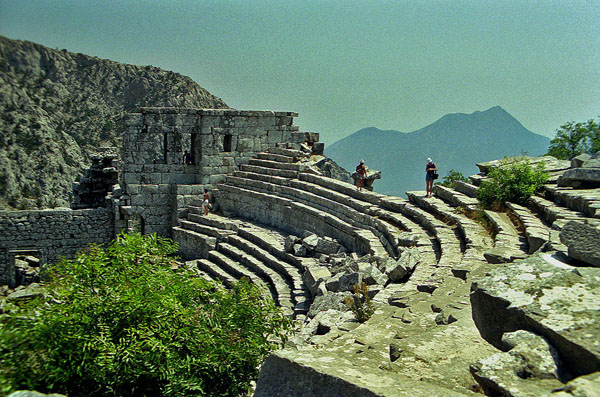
542, 185, 600, 219
405, 191, 493, 255
482, 210, 528, 263
174, 210, 311, 317
215, 183, 387, 258
225, 172, 403, 257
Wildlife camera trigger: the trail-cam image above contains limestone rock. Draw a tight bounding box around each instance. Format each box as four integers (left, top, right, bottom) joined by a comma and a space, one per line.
307, 291, 351, 318
302, 233, 319, 252
312, 157, 352, 183
293, 243, 308, 257
560, 220, 600, 267
358, 262, 387, 286
470, 330, 564, 396
326, 271, 362, 293
552, 372, 600, 397
302, 266, 332, 298
558, 168, 600, 188
284, 235, 299, 253
470, 253, 600, 377
381, 248, 419, 282
315, 236, 344, 255
571, 153, 591, 168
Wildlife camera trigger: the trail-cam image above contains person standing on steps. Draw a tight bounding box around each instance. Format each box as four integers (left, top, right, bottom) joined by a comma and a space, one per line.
425, 157, 438, 197
356, 160, 367, 191
202, 189, 210, 215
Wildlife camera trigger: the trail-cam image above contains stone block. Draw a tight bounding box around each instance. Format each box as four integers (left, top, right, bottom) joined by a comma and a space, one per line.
560, 220, 600, 266
302, 266, 332, 297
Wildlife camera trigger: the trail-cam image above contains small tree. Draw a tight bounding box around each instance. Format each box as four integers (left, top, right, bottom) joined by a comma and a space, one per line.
547, 118, 599, 160
0, 232, 292, 396
437, 169, 470, 189
477, 158, 548, 209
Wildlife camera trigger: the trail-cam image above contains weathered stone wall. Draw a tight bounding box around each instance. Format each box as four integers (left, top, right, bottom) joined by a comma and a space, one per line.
120, 108, 305, 237
0, 207, 114, 285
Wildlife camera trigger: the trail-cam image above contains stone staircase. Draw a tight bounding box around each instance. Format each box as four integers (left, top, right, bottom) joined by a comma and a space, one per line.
173, 206, 311, 318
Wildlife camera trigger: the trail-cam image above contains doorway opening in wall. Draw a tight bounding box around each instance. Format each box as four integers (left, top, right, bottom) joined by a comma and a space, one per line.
223, 134, 233, 152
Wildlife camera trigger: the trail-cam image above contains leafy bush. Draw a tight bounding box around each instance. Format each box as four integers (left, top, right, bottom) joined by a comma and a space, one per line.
477, 159, 548, 209
0, 233, 291, 396
437, 169, 470, 189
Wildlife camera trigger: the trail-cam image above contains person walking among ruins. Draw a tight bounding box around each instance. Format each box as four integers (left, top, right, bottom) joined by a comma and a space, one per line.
356, 160, 367, 191
425, 157, 438, 197
202, 189, 210, 215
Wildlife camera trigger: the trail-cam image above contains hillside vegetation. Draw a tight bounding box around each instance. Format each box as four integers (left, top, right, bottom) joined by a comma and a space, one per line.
0, 36, 227, 210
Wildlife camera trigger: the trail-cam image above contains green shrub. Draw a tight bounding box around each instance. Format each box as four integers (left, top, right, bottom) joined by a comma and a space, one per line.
0, 232, 291, 396
344, 282, 374, 323
477, 158, 548, 209
437, 169, 470, 189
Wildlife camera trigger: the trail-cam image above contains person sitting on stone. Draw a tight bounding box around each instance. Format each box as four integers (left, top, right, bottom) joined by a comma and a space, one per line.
356, 160, 367, 191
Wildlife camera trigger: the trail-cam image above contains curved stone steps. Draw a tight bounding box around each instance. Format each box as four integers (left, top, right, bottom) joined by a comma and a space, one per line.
175, 211, 310, 316
214, 243, 295, 314
298, 173, 385, 206
452, 180, 479, 198
482, 210, 528, 264
186, 207, 242, 231
542, 185, 600, 218
248, 158, 307, 172
226, 234, 306, 294
184, 259, 219, 282
256, 152, 295, 163
172, 226, 217, 260
240, 164, 298, 179
215, 183, 386, 257
528, 195, 587, 230
236, 226, 313, 271
505, 202, 556, 254
228, 172, 405, 257
406, 190, 493, 254
195, 257, 238, 287
432, 185, 479, 213
179, 218, 236, 239
264, 146, 306, 160
221, 176, 395, 257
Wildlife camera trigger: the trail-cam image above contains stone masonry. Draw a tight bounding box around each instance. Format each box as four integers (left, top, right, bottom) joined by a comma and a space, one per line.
0, 207, 113, 286
119, 108, 306, 237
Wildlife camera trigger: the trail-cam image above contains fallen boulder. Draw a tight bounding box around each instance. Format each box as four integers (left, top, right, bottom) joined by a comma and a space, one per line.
470, 253, 600, 378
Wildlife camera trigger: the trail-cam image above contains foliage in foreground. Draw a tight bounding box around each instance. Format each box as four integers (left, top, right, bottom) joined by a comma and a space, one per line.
477, 158, 549, 209
0, 232, 291, 396
436, 169, 470, 189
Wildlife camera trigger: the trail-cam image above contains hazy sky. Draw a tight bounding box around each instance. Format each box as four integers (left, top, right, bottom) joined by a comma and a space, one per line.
1, 0, 598, 144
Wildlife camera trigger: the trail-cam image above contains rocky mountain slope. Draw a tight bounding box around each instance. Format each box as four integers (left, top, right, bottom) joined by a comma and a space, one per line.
0, 35, 228, 209
326, 106, 550, 197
